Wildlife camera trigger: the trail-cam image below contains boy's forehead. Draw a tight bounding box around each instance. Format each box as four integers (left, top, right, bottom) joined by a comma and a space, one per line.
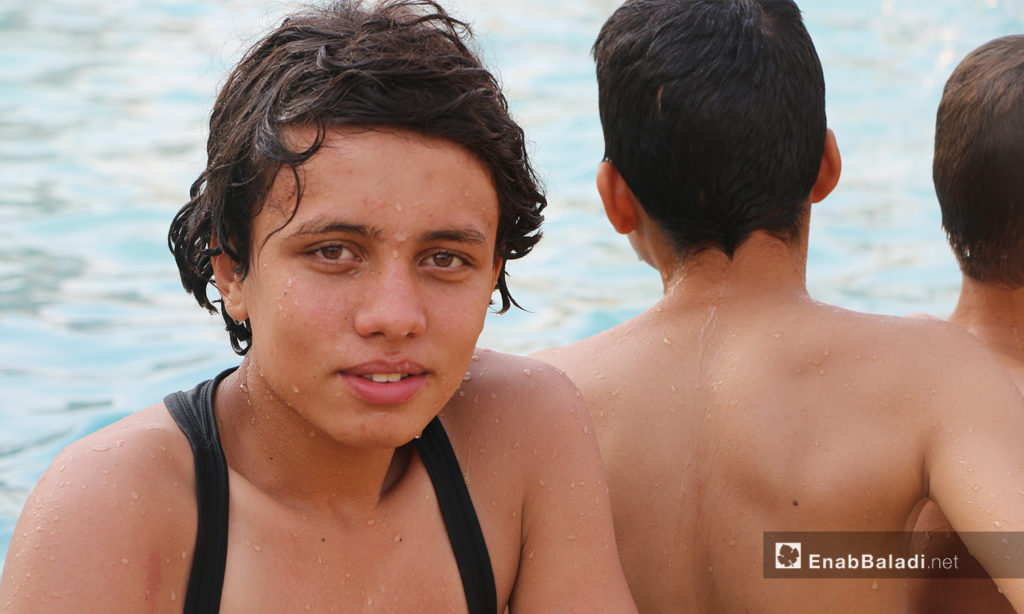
257, 125, 500, 234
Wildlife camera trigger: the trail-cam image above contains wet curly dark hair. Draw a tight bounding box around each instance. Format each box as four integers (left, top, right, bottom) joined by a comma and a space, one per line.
168, 0, 545, 354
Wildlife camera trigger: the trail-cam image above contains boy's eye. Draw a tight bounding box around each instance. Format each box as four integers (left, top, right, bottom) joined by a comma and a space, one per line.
428, 252, 465, 268
317, 245, 351, 260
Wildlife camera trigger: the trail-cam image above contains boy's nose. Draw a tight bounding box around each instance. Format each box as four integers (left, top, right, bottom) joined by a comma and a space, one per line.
352, 265, 428, 340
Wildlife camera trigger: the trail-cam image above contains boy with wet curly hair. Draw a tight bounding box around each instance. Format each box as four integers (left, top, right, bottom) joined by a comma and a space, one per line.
0, 2, 637, 612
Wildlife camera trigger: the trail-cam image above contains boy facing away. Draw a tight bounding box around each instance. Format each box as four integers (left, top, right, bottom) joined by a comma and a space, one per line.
534, 1, 1024, 612
910, 34, 1024, 614
0, 2, 637, 612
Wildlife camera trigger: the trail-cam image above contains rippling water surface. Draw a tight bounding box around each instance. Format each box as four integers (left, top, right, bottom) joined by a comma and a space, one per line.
2, 0, 1023, 568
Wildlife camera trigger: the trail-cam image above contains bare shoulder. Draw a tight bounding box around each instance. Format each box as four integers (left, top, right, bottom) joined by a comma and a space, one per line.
438, 347, 598, 490
453, 351, 635, 612
531, 318, 634, 386
837, 309, 1000, 376
0, 404, 196, 611
442, 347, 588, 440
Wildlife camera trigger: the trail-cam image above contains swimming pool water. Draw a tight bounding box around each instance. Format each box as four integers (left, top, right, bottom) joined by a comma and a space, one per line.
2, 0, 1023, 569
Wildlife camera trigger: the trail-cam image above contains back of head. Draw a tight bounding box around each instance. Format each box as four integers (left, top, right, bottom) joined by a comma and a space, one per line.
593, 0, 826, 259
169, 0, 545, 354
934, 35, 1024, 288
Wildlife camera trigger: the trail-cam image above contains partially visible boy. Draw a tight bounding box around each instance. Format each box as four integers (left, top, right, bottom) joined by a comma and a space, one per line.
534, 2, 1024, 612
910, 34, 1024, 614
933, 34, 1024, 388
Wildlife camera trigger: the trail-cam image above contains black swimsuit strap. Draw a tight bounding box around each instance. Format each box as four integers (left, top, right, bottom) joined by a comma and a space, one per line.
165, 368, 233, 614
414, 418, 498, 614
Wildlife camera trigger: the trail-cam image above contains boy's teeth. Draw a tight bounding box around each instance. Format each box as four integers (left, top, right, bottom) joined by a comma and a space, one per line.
365, 373, 403, 383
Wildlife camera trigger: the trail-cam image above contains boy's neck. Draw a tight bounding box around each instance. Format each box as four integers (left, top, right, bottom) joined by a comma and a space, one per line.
950, 276, 1024, 354
656, 230, 810, 308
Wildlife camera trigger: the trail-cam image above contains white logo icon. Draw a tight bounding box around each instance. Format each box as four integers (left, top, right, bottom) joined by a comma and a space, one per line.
775, 542, 802, 569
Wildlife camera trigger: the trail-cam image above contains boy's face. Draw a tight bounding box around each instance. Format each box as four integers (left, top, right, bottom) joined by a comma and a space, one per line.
221, 127, 501, 448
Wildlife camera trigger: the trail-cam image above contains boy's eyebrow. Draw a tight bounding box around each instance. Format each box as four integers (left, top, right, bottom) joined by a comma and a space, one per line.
288, 220, 381, 239
421, 228, 490, 245
286, 219, 489, 245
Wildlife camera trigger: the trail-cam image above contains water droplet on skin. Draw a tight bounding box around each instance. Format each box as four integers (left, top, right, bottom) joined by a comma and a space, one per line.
458, 390, 465, 397
171, 590, 177, 602
818, 368, 825, 376
130, 492, 139, 499
92, 446, 110, 452
394, 534, 402, 543
973, 484, 982, 492
663, 337, 672, 346
871, 580, 878, 590
567, 533, 577, 540
463, 371, 472, 381
305, 605, 311, 611
181, 551, 187, 559
523, 368, 532, 376
539, 480, 546, 487
121, 558, 129, 564
252, 543, 263, 552
367, 518, 375, 526
472, 355, 480, 361
773, 332, 782, 339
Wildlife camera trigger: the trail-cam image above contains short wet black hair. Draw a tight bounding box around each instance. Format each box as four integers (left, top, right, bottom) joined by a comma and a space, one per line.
593, 0, 826, 260
934, 35, 1024, 288
169, 0, 545, 354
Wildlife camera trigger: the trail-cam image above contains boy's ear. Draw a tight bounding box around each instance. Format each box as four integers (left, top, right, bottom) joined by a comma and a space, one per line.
810, 128, 842, 203
597, 161, 640, 235
210, 238, 249, 323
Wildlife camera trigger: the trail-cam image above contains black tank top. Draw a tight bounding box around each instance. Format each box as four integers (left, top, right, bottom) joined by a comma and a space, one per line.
164, 368, 497, 614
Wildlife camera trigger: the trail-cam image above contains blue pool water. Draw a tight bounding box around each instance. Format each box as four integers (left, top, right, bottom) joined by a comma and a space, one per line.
1, 0, 1023, 569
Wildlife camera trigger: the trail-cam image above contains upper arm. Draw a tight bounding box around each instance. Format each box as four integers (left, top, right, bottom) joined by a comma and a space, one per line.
503, 364, 637, 614
923, 338, 1024, 609
0, 413, 195, 613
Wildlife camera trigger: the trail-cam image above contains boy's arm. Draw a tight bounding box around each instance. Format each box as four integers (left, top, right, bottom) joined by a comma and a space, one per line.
504, 366, 637, 614
926, 347, 1024, 611
0, 413, 193, 613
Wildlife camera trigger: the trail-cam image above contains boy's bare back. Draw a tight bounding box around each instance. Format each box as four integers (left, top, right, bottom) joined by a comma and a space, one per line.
535, 2, 1024, 610
537, 239, 1024, 612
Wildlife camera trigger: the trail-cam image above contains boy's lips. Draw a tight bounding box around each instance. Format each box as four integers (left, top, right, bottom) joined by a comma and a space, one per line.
340, 360, 429, 405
